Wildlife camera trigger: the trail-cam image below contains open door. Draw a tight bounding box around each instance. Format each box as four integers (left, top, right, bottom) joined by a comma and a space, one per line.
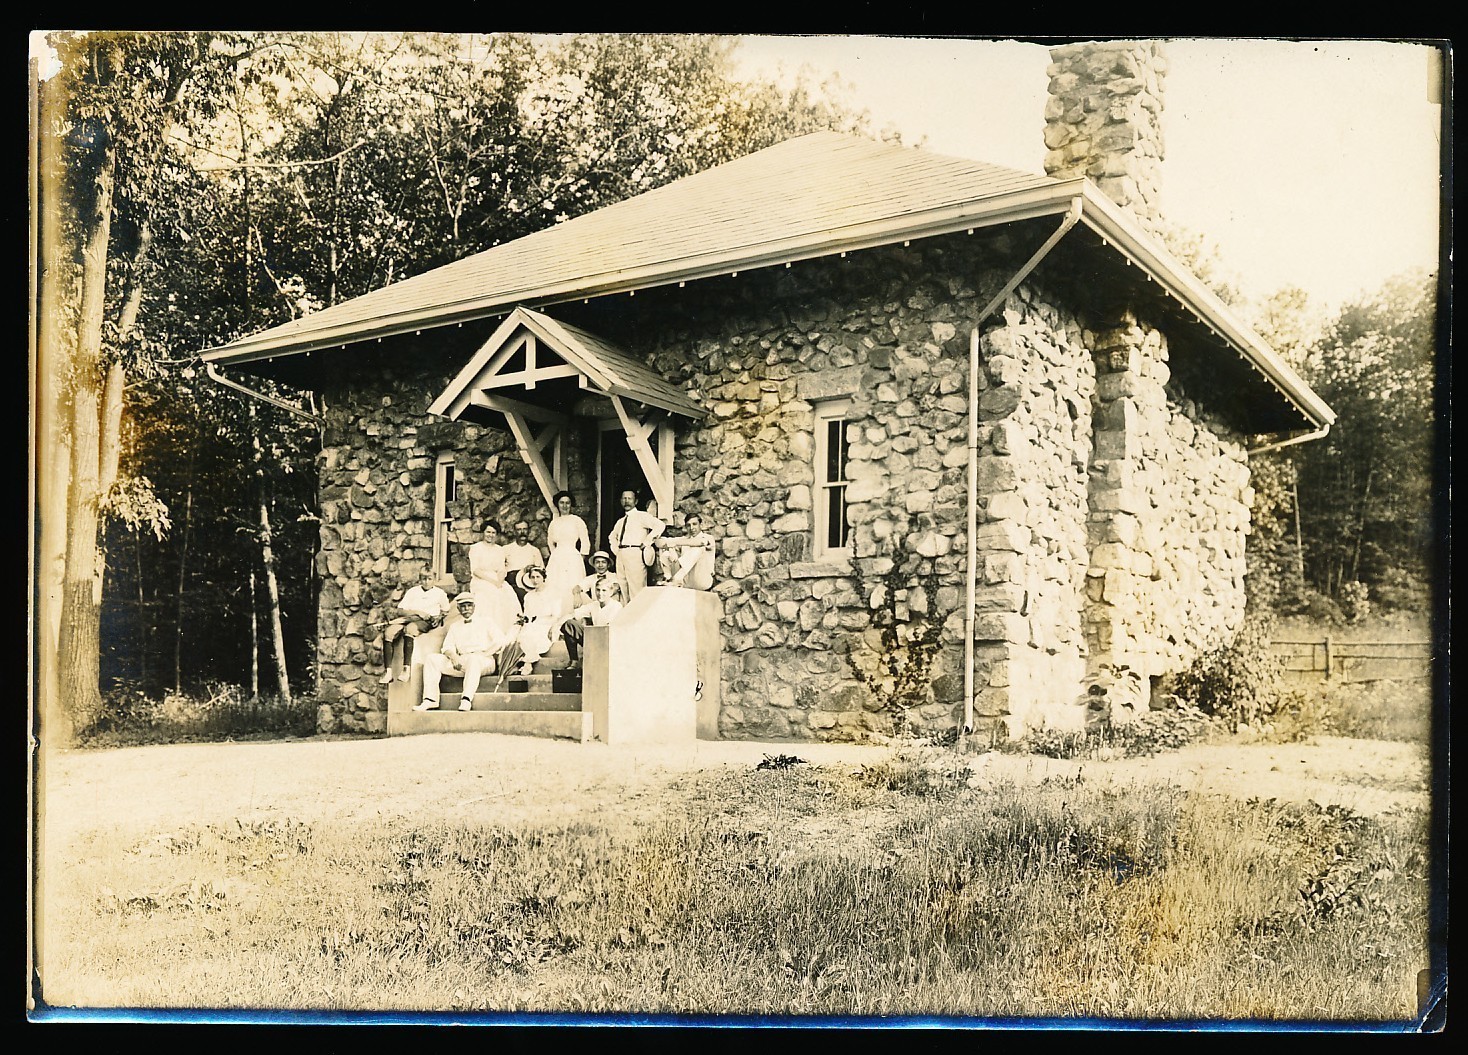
597, 425, 647, 552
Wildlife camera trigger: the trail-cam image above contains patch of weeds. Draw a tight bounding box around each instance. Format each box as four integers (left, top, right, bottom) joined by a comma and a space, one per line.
1241, 799, 1421, 940
363, 825, 589, 974
1007, 704, 1217, 760
1009, 726, 1089, 760
126, 827, 205, 858
1168, 610, 1286, 727
855, 749, 974, 799
756, 753, 807, 771
78, 682, 317, 748
124, 817, 314, 866
924, 726, 961, 748
217, 817, 315, 862
1269, 680, 1431, 744
100, 877, 234, 918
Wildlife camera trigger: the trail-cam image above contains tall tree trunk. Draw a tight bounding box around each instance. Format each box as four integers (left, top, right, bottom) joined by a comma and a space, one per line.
249, 569, 259, 701
97, 219, 151, 528
135, 531, 148, 692
55, 124, 116, 735
329, 153, 343, 307
258, 484, 291, 704
172, 459, 194, 694
1350, 468, 1375, 584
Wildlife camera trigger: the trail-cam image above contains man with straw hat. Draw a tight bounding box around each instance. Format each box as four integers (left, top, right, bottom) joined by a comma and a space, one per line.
415, 592, 517, 711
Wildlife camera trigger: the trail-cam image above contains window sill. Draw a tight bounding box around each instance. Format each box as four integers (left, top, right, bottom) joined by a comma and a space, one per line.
791, 557, 854, 579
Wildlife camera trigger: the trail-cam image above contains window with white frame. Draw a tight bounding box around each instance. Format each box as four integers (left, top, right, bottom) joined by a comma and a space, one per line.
812, 399, 852, 558
432, 452, 457, 575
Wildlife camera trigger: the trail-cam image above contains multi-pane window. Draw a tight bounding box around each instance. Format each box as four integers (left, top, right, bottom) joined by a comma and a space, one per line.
432, 452, 457, 575
813, 400, 851, 558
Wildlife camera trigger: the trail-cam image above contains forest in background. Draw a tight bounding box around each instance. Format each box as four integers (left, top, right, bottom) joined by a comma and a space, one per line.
32, 31, 1444, 738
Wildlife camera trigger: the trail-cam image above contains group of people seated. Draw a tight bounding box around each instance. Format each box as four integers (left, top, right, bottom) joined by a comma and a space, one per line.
376, 492, 714, 712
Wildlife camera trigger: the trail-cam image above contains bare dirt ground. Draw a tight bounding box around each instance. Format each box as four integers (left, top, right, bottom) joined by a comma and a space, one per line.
38, 730, 1432, 858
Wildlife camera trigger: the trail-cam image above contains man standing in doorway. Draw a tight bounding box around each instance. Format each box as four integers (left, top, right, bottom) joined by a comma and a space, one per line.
608, 488, 664, 601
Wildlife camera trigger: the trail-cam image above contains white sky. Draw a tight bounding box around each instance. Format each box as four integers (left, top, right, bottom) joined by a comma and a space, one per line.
735, 35, 1445, 314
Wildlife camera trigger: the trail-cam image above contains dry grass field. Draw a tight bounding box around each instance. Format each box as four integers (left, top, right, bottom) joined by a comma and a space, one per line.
31, 680, 1439, 1029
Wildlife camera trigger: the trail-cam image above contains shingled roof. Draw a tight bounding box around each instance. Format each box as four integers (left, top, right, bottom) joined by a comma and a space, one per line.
202, 131, 1332, 430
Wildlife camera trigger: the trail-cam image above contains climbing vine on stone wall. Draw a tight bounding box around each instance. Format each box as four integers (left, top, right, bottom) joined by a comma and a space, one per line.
849, 557, 945, 735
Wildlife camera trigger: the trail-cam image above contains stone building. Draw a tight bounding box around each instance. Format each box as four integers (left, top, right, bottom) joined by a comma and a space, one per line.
202, 41, 1333, 741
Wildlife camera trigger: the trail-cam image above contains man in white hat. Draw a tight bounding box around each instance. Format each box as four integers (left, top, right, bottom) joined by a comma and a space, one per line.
415, 593, 516, 711
571, 550, 618, 610
561, 552, 624, 668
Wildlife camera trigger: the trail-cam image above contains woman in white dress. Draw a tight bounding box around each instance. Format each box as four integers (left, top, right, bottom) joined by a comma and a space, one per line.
512, 565, 565, 675
542, 490, 590, 617
467, 520, 523, 639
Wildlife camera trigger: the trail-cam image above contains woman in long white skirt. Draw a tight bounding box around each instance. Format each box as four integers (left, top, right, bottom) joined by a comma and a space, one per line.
542, 491, 590, 617
468, 520, 523, 639
512, 565, 566, 675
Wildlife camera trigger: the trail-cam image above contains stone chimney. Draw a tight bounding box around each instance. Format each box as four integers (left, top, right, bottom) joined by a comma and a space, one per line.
1043, 40, 1168, 236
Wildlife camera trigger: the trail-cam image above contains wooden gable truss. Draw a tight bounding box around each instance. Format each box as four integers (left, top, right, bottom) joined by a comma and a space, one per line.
428, 307, 701, 515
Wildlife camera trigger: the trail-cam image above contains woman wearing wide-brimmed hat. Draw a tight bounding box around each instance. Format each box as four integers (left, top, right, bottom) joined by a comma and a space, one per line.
511, 564, 564, 675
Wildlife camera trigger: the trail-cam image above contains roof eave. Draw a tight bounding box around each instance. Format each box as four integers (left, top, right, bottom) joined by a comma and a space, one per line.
1077, 186, 1336, 430
200, 181, 1089, 368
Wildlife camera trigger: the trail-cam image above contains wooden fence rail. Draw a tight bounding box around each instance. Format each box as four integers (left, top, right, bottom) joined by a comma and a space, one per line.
1269, 637, 1433, 682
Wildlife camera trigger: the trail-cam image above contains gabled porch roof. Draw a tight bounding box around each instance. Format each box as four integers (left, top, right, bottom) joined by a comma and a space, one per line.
429, 306, 703, 424
430, 306, 696, 514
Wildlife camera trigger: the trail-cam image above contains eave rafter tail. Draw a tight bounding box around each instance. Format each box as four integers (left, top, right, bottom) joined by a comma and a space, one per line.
610, 394, 674, 515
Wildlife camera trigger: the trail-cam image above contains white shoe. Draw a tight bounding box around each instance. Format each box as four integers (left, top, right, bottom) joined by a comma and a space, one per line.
458, 698, 473, 712
379, 671, 394, 685
396, 670, 410, 682
414, 700, 437, 711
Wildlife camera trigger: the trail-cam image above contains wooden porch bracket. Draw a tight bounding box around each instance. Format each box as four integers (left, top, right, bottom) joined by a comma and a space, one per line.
502, 405, 568, 512
610, 395, 674, 514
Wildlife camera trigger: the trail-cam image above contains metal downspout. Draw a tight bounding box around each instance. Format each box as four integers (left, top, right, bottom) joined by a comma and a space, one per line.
964, 199, 1083, 737
206, 362, 323, 424
1245, 423, 1331, 456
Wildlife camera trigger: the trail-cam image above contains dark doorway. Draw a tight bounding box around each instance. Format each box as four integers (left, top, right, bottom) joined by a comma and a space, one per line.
596, 427, 642, 552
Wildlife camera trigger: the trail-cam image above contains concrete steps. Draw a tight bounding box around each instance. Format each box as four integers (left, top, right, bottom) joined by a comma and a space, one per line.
390, 704, 592, 741
386, 662, 589, 741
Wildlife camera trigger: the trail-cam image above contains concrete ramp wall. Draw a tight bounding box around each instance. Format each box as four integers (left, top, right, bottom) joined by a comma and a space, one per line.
585, 586, 722, 744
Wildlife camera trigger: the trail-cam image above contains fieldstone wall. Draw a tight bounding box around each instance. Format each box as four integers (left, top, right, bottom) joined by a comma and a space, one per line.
631, 241, 1099, 740
1043, 40, 1168, 236
305, 235, 1254, 742
1080, 309, 1252, 719
970, 295, 1096, 737
312, 360, 595, 734
650, 246, 985, 740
